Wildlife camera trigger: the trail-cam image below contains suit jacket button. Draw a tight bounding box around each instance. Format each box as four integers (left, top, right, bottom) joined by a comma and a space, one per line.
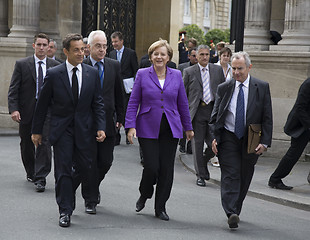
161, 106, 163, 109
161, 91, 163, 94
161, 99, 163, 101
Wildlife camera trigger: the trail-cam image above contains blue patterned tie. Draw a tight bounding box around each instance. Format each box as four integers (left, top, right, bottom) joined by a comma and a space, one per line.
235, 83, 245, 139
96, 62, 104, 88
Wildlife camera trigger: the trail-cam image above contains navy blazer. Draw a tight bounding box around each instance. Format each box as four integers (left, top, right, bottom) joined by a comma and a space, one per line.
32, 62, 106, 148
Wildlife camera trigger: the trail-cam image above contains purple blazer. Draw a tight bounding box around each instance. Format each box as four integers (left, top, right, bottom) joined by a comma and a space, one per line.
125, 66, 192, 139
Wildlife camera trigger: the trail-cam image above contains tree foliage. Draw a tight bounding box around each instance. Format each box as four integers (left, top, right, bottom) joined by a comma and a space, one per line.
179, 24, 205, 45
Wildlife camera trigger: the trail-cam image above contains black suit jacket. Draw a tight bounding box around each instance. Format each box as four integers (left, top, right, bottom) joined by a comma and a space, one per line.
284, 78, 310, 138
109, 47, 138, 79
32, 63, 106, 150
210, 77, 273, 147
8, 56, 60, 124
83, 56, 125, 136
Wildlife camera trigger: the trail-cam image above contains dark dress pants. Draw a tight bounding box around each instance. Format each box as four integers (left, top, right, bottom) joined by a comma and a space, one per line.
19, 115, 51, 182
138, 114, 178, 213
53, 127, 97, 215
218, 129, 258, 217
192, 103, 215, 180
34, 113, 52, 185
82, 135, 115, 204
270, 129, 310, 183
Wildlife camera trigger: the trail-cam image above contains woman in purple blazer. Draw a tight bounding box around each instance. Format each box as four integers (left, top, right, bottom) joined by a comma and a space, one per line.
126, 39, 194, 221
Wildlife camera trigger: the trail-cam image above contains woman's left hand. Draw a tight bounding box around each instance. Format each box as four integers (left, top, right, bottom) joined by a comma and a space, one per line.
185, 130, 194, 141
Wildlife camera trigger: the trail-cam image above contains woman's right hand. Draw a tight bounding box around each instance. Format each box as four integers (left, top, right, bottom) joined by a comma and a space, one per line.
127, 128, 137, 144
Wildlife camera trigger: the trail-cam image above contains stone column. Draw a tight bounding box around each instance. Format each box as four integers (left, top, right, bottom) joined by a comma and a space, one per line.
277, 0, 310, 49
8, 0, 40, 37
244, 0, 273, 50
0, 0, 9, 36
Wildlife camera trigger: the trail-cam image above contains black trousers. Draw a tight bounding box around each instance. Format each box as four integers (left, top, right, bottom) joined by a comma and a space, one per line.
218, 129, 258, 217
53, 127, 97, 215
19, 115, 51, 183
81, 135, 115, 204
270, 129, 310, 183
138, 114, 178, 213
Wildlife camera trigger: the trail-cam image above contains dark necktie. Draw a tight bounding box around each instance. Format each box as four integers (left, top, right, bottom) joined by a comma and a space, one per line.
37, 61, 43, 97
96, 61, 104, 88
72, 67, 78, 105
235, 83, 245, 139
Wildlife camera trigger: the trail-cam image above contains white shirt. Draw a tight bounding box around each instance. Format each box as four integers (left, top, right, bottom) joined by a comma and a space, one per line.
66, 60, 82, 96
159, 79, 165, 89
224, 74, 250, 132
34, 55, 47, 98
215, 62, 232, 81
117, 46, 124, 62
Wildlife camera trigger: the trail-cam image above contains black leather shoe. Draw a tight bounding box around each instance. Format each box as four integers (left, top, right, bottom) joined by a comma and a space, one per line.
59, 214, 70, 227
196, 177, 206, 187
179, 145, 186, 153
35, 183, 45, 192
136, 196, 147, 212
268, 180, 293, 190
155, 211, 169, 221
228, 214, 239, 229
85, 204, 96, 214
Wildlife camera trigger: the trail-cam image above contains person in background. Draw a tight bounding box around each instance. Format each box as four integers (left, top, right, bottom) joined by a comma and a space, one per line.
109, 31, 138, 145
210, 52, 273, 229
126, 39, 194, 221
178, 47, 198, 154
47, 39, 64, 63
8, 33, 59, 192
83, 37, 90, 58
183, 45, 225, 187
178, 31, 188, 64
215, 47, 233, 82
210, 41, 225, 63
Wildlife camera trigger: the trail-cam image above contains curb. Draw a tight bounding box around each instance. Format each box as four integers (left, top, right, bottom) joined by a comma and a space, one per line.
178, 155, 310, 212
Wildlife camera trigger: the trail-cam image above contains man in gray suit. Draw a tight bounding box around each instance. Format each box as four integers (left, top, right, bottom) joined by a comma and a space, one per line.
178, 47, 197, 154
183, 45, 225, 187
210, 52, 273, 229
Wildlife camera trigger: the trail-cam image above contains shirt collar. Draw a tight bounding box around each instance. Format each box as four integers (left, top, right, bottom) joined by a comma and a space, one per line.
117, 46, 124, 53
66, 60, 82, 73
236, 74, 250, 89
198, 63, 209, 71
34, 54, 47, 65
90, 56, 104, 66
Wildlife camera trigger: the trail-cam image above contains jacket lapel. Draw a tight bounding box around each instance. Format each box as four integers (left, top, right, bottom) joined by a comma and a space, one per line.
28, 56, 36, 83
59, 63, 74, 102
149, 66, 162, 89
246, 76, 258, 122
163, 67, 173, 90
218, 80, 235, 121
121, 48, 128, 65
194, 64, 203, 87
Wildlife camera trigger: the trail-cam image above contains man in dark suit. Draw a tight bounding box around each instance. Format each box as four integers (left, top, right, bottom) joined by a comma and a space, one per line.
210, 52, 273, 229
178, 47, 198, 154
8, 33, 60, 192
47, 39, 64, 63
269, 77, 310, 190
109, 31, 138, 145
82, 30, 125, 214
31, 33, 106, 227
183, 45, 225, 187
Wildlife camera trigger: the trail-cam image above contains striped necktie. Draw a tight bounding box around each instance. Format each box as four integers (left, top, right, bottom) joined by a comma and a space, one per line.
202, 67, 211, 104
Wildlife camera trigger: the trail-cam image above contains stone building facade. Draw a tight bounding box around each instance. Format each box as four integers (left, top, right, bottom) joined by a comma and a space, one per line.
0, 0, 309, 157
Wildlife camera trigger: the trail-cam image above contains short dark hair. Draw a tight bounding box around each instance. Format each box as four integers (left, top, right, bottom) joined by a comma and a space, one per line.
63, 33, 83, 51
219, 47, 232, 57
188, 47, 197, 55
34, 33, 50, 44
111, 31, 123, 41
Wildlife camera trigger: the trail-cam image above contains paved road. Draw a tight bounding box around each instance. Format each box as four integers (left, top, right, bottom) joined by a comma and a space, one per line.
0, 134, 309, 240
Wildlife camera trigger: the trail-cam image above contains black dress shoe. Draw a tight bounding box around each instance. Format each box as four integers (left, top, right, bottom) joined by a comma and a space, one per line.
268, 180, 293, 190
35, 183, 45, 192
59, 214, 70, 227
179, 145, 186, 153
136, 196, 147, 212
228, 214, 239, 229
196, 177, 206, 187
155, 211, 169, 221
85, 204, 96, 214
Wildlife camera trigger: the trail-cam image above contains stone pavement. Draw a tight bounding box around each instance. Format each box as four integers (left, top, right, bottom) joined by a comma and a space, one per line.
1, 127, 309, 212
178, 151, 310, 211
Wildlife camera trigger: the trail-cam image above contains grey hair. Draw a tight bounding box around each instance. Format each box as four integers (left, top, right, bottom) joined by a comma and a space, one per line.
231, 51, 251, 67
87, 30, 107, 46
50, 39, 57, 48
197, 45, 210, 52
